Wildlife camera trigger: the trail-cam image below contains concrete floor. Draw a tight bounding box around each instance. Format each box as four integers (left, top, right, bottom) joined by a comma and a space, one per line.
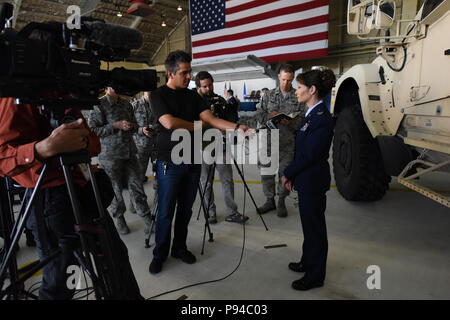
6, 161, 450, 300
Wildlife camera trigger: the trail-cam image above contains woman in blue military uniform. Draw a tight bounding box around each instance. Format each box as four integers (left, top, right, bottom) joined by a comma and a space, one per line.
281, 69, 336, 291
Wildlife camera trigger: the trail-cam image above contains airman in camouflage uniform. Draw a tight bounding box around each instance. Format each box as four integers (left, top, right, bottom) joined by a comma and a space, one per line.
88, 87, 152, 235
131, 92, 156, 179
129, 92, 157, 214
257, 65, 306, 217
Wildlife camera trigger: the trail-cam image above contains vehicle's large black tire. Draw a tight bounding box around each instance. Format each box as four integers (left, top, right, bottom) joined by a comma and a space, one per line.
332, 106, 391, 201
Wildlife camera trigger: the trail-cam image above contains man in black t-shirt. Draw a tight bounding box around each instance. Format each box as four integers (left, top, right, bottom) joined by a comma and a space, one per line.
149, 51, 251, 274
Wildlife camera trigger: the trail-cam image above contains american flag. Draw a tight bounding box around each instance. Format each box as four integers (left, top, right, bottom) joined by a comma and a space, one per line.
190, 0, 330, 64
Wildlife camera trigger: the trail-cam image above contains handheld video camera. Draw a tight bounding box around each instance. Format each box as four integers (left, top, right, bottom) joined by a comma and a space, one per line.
205, 94, 237, 122
0, 3, 157, 109
209, 96, 227, 118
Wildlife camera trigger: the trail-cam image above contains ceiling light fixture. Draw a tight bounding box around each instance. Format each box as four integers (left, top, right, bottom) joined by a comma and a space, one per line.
114, 1, 123, 17
161, 12, 167, 27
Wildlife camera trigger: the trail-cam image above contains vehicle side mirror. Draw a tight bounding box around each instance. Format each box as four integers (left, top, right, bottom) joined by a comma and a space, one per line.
374, 0, 396, 29
347, 0, 375, 35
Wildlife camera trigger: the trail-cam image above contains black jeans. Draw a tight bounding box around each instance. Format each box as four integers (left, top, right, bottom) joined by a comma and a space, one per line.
26, 172, 142, 300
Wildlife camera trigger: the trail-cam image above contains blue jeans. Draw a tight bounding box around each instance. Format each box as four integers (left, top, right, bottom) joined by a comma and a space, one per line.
26, 186, 77, 300
153, 161, 201, 261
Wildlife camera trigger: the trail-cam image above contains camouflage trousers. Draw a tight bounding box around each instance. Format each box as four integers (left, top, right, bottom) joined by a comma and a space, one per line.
129, 151, 158, 214
99, 158, 151, 221
259, 150, 294, 199
136, 148, 152, 178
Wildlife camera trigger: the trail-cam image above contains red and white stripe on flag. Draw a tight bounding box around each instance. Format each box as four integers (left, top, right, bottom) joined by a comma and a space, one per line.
190, 0, 330, 64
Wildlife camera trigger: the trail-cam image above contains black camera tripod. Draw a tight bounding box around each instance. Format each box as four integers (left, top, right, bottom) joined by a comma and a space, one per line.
0, 178, 39, 300
0, 109, 127, 300
195, 133, 269, 254
0, 152, 125, 300
196, 161, 216, 255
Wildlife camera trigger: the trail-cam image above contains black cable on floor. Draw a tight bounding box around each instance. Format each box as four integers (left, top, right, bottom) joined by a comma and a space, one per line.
25, 280, 41, 300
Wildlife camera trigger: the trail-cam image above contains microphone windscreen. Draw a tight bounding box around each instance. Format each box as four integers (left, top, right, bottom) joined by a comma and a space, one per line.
85, 21, 143, 50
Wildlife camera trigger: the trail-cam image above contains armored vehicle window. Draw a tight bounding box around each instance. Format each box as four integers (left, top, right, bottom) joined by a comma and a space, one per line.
421, 0, 444, 19
364, 3, 373, 16
379, 2, 395, 19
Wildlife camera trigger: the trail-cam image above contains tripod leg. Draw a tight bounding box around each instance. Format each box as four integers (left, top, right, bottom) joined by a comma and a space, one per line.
85, 163, 127, 298
231, 158, 269, 231
1, 248, 62, 300
197, 162, 216, 221
198, 183, 214, 241
145, 197, 158, 248
197, 180, 214, 256
60, 162, 107, 299
204, 163, 216, 221
0, 178, 21, 299
196, 187, 203, 221
10, 188, 32, 239
0, 164, 48, 291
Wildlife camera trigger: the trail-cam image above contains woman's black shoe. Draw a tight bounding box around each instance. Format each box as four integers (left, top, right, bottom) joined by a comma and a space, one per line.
291, 277, 324, 291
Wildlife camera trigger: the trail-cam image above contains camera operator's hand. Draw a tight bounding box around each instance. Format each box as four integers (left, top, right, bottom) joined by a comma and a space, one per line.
143, 127, 154, 137
35, 119, 89, 160
113, 120, 134, 131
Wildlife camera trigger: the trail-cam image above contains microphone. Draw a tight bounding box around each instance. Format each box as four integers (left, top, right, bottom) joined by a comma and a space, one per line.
83, 20, 143, 50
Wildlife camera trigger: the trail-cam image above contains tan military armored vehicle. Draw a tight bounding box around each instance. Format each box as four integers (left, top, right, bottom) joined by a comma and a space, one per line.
331, 0, 450, 207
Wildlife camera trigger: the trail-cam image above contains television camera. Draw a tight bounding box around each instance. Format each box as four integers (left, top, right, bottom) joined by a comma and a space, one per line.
0, 3, 157, 108
0, 2, 157, 299
205, 94, 237, 122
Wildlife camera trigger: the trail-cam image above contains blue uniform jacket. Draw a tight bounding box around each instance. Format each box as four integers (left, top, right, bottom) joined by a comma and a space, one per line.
283, 102, 334, 194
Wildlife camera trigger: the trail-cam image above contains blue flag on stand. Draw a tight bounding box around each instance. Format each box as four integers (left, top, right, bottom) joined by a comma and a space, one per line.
243, 82, 247, 99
